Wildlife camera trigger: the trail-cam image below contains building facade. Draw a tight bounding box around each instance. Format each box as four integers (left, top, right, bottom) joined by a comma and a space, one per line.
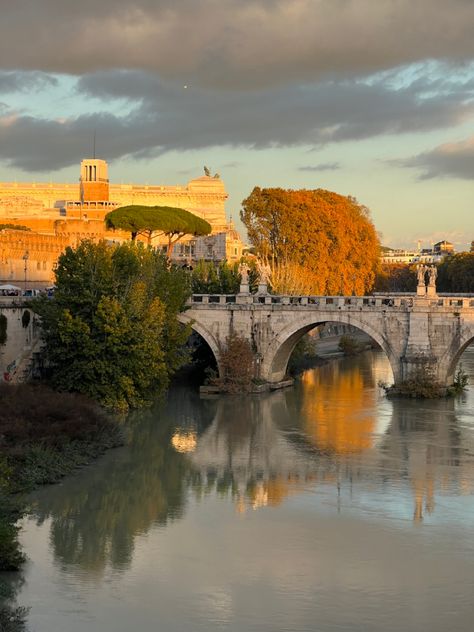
0, 159, 242, 285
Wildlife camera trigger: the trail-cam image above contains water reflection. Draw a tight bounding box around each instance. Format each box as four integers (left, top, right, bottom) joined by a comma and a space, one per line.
28, 391, 216, 575
297, 352, 392, 453
27, 350, 474, 577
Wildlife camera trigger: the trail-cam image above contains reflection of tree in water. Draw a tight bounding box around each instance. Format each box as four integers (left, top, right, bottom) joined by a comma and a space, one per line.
293, 352, 382, 454
188, 359, 474, 520
29, 388, 216, 575
26, 361, 474, 576
187, 394, 312, 510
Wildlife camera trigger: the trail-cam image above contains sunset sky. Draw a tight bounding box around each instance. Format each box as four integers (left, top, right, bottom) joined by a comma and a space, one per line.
0, 0, 473, 249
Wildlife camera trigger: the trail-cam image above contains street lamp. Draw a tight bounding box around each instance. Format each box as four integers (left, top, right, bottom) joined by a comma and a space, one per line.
22, 251, 29, 292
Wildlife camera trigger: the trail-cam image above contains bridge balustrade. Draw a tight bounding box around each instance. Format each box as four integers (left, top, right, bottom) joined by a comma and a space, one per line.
188, 294, 474, 310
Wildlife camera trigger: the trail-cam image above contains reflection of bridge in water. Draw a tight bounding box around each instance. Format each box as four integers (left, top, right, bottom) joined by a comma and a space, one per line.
179, 292, 474, 388
184, 352, 474, 521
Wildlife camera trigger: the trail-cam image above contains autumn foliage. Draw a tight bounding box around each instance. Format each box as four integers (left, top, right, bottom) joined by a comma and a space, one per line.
241, 187, 379, 295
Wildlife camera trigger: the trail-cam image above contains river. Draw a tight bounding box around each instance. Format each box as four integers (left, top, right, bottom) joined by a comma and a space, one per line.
14, 348, 474, 631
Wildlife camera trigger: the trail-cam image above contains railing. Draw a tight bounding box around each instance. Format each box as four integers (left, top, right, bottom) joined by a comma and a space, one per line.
187, 294, 474, 309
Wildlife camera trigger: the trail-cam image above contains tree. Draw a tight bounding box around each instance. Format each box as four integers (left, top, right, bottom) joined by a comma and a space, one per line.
33, 241, 191, 411
105, 205, 212, 256
0, 224, 31, 232
240, 187, 379, 295
436, 253, 474, 293
373, 263, 417, 292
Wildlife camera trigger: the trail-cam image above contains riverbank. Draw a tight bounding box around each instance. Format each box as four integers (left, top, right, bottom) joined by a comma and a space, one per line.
0, 383, 124, 630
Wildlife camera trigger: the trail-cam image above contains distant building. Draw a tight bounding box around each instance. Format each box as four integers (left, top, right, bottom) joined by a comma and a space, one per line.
170, 222, 244, 264
381, 241, 455, 265
433, 240, 454, 255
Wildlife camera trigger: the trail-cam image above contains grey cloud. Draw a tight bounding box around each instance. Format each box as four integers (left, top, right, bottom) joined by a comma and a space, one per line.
1, 1, 474, 88
298, 163, 340, 172
398, 137, 474, 180
1, 70, 474, 172
0, 71, 58, 94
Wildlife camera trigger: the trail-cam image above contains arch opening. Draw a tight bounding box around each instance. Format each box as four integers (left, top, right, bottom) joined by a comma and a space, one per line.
177, 315, 222, 384
446, 338, 474, 386
264, 318, 397, 385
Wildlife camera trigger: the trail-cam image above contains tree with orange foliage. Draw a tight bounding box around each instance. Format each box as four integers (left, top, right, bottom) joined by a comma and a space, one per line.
241, 187, 379, 295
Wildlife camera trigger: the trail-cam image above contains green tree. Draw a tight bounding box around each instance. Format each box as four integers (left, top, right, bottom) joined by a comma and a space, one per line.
373, 263, 417, 292
34, 241, 191, 411
191, 260, 240, 294
437, 253, 474, 293
241, 187, 379, 295
0, 224, 31, 232
105, 205, 212, 256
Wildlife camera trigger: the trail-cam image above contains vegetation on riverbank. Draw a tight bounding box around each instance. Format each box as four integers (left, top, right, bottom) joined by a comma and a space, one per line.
380, 365, 469, 398
338, 334, 366, 356
210, 332, 255, 393
287, 335, 326, 375
0, 383, 124, 629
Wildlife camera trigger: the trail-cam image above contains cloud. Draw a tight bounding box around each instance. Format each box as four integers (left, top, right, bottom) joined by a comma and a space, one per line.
399, 136, 474, 180
1, 66, 474, 172
1, 2, 474, 88
298, 162, 340, 172
0, 71, 58, 94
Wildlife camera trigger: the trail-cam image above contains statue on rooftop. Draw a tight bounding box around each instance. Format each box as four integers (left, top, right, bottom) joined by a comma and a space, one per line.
204, 166, 211, 177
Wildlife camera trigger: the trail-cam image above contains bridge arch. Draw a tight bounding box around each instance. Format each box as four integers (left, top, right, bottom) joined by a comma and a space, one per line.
177, 314, 223, 377
441, 328, 474, 386
260, 312, 400, 384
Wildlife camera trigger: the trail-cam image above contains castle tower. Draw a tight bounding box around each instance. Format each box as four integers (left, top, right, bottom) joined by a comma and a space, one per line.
80, 159, 109, 202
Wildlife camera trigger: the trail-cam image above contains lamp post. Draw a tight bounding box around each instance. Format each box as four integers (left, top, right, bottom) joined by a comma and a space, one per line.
22, 251, 29, 293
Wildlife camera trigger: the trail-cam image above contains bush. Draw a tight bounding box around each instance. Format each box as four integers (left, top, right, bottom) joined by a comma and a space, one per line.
338, 334, 364, 356
213, 332, 255, 393
288, 335, 323, 375
0, 604, 29, 632
448, 365, 469, 395
382, 364, 445, 398
0, 520, 25, 571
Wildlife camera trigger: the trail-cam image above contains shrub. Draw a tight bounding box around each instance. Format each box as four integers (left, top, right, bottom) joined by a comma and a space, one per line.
214, 332, 255, 393
383, 364, 445, 398
338, 334, 363, 356
0, 604, 29, 632
449, 365, 469, 395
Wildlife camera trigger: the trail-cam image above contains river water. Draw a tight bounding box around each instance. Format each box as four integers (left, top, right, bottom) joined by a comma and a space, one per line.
15, 348, 474, 632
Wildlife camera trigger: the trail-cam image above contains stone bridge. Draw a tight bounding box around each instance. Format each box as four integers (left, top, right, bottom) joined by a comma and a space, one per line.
179, 292, 474, 388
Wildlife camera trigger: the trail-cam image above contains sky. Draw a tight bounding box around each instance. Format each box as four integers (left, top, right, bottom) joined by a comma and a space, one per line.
0, 0, 473, 250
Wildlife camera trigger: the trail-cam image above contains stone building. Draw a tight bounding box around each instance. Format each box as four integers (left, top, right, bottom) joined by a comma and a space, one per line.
170, 222, 244, 264
0, 158, 242, 285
